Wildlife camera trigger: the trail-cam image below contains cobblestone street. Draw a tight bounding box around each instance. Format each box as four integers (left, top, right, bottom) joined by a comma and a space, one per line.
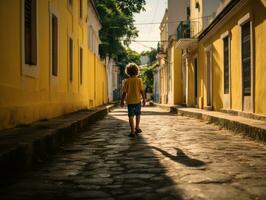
1, 106, 266, 200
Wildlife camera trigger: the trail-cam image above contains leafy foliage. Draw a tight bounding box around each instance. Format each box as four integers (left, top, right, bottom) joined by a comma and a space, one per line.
116, 48, 141, 79
95, 0, 145, 59
139, 48, 158, 93
140, 48, 157, 64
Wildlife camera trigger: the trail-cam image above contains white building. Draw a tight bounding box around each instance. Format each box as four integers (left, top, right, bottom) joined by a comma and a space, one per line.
106, 58, 119, 102
88, 0, 101, 57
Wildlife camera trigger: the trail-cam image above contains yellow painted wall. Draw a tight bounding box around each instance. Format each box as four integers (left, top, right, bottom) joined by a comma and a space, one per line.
187, 56, 195, 106
172, 42, 183, 104
0, 0, 108, 130
197, 45, 205, 109
196, 0, 266, 115
254, 1, 266, 115
158, 56, 167, 104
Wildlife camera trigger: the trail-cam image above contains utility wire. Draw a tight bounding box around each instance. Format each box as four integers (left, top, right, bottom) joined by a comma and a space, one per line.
148, 0, 159, 33
133, 41, 154, 49
131, 40, 168, 42
134, 15, 213, 25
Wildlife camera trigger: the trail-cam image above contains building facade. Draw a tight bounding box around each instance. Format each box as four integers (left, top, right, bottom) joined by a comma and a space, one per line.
106, 58, 119, 102
0, 0, 108, 130
158, 9, 168, 104
176, 0, 266, 116
167, 0, 190, 105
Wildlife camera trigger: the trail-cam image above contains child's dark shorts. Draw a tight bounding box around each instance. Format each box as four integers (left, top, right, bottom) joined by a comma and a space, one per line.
127, 103, 141, 116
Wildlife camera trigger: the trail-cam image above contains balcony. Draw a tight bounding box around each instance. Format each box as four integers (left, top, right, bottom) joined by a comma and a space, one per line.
175, 20, 197, 50
176, 21, 191, 41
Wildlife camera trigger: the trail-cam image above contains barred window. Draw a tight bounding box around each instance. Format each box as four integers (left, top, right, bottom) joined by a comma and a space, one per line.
223, 36, 229, 94
241, 22, 251, 96
52, 14, 58, 76
24, 0, 37, 65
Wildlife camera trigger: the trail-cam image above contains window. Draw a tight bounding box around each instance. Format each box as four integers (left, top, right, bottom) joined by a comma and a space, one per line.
69, 37, 73, 82
68, 0, 73, 12
24, 0, 37, 65
241, 22, 251, 96
52, 14, 58, 76
68, 0, 73, 7
80, 47, 83, 84
223, 36, 229, 94
79, 0, 83, 19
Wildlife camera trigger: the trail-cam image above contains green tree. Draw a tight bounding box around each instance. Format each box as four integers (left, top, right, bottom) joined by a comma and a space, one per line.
116, 47, 141, 79
140, 63, 158, 94
95, 0, 145, 59
139, 48, 158, 94
140, 48, 157, 64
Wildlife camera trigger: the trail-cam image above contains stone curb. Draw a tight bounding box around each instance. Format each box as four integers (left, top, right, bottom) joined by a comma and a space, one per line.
149, 102, 181, 114
0, 104, 114, 180
151, 102, 266, 142
177, 109, 266, 142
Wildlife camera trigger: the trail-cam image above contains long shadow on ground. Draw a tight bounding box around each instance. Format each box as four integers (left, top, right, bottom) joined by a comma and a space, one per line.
0, 108, 204, 200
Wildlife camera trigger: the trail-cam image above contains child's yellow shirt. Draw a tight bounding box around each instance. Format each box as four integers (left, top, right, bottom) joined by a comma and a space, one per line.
122, 77, 144, 105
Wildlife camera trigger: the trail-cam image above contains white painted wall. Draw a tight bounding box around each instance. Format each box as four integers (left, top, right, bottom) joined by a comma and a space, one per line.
88, 1, 101, 57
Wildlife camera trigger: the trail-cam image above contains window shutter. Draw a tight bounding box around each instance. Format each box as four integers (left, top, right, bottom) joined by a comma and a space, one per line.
80, 0, 83, 19
80, 48, 83, 84
69, 38, 73, 82
223, 36, 229, 94
24, 0, 37, 65
241, 22, 251, 96
52, 14, 58, 76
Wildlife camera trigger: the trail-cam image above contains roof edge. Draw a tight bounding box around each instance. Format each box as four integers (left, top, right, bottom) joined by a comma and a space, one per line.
198, 0, 241, 41
89, 0, 102, 25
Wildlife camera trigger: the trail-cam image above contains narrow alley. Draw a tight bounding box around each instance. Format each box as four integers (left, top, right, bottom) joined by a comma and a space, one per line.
1, 106, 265, 200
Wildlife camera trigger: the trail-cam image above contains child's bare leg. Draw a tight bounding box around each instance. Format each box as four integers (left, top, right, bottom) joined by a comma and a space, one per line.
129, 116, 135, 134
136, 115, 140, 129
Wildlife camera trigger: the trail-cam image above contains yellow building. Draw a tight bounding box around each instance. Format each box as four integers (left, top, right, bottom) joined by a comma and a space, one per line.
0, 0, 108, 130
158, 9, 168, 104
177, 0, 266, 116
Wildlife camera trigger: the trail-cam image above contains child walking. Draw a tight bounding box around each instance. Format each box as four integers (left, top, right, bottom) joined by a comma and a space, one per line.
120, 63, 145, 137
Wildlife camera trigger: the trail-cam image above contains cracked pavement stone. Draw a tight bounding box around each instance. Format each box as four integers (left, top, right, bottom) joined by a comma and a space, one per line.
0, 107, 265, 200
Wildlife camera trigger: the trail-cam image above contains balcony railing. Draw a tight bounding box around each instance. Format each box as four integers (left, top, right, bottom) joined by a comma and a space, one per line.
176, 15, 215, 39
176, 21, 191, 41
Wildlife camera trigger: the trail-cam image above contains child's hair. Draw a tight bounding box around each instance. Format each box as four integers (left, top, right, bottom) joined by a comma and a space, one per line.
125, 63, 139, 77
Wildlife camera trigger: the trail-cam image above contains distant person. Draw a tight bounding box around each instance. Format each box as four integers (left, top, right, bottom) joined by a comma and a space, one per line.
120, 63, 146, 137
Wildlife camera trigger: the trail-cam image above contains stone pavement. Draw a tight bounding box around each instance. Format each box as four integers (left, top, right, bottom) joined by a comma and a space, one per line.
152, 102, 266, 142
0, 106, 266, 200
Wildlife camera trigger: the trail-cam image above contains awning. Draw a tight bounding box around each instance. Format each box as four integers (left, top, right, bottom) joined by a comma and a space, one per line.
175, 38, 198, 49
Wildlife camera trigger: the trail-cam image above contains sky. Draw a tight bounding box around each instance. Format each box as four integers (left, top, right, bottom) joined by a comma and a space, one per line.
129, 0, 167, 53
